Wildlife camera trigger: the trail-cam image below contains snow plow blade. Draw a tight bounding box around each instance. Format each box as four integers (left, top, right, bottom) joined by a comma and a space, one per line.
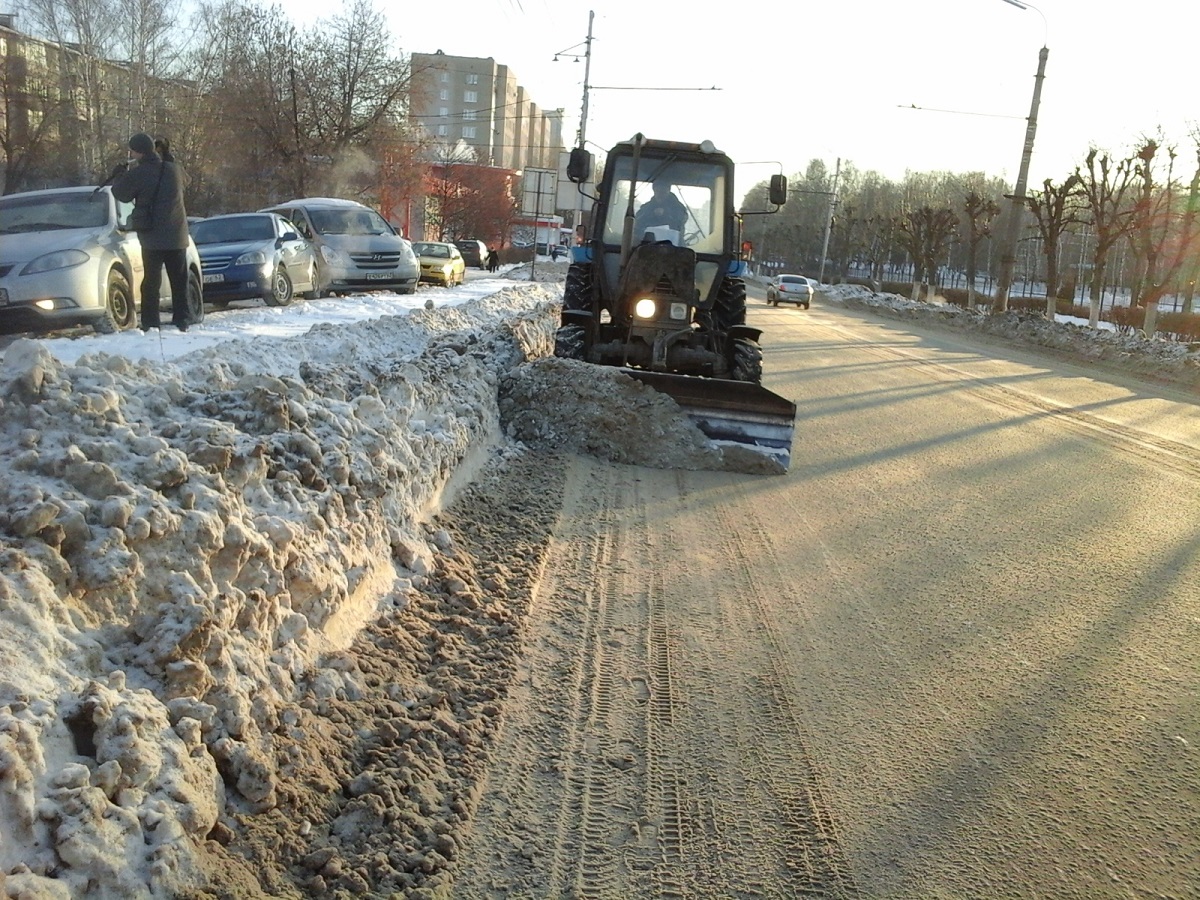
623, 369, 797, 470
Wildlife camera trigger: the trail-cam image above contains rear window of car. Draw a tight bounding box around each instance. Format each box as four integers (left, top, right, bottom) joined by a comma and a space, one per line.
780, 275, 805, 285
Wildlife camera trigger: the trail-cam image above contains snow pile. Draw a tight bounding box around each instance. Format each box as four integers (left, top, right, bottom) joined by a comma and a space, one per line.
498, 356, 784, 475
0, 287, 560, 897
821, 283, 1200, 389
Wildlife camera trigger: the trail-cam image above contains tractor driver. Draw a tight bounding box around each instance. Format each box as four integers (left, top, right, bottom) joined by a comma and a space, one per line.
634, 179, 688, 240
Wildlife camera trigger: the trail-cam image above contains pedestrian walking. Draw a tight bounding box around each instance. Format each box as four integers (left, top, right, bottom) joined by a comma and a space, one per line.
487, 247, 500, 273
110, 132, 193, 331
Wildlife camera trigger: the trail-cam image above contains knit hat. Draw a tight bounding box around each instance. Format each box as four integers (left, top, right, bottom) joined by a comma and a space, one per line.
128, 132, 156, 155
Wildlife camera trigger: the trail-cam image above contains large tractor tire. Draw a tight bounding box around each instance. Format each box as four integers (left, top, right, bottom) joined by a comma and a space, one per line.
714, 276, 747, 331
554, 324, 588, 360
560, 262, 593, 319
729, 337, 764, 384
555, 262, 594, 360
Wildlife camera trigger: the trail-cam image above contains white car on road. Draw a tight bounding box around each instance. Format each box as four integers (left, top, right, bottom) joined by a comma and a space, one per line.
766, 273, 815, 309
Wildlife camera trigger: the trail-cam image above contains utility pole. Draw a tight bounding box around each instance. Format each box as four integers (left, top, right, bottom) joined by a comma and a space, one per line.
993, 45, 1048, 311
818, 157, 841, 283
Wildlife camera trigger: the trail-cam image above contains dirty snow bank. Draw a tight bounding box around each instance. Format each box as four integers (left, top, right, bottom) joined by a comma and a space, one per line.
0, 287, 559, 898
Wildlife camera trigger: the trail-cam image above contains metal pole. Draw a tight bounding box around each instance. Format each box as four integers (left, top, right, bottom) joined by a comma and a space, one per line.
818, 157, 840, 284
993, 45, 1048, 311
573, 11, 594, 241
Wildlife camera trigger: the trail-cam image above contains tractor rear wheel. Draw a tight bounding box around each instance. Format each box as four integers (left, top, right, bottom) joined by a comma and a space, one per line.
714, 276, 747, 331
561, 262, 593, 319
554, 323, 587, 360
555, 262, 594, 361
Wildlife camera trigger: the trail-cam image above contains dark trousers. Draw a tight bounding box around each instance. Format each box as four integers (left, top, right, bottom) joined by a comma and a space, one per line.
140, 247, 190, 328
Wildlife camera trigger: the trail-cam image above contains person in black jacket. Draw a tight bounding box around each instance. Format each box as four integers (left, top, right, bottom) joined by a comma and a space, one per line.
111, 133, 192, 331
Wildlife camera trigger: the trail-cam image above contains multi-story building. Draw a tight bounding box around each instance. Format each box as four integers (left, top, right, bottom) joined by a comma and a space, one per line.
409, 51, 565, 173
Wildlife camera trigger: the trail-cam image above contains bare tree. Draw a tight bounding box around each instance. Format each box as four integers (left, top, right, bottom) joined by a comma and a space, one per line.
1074, 147, 1142, 327
896, 206, 959, 301
1127, 140, 1200, 334
961, 191, 1000, 308
0, 42, 75, 190
1023, 174, 1082, 318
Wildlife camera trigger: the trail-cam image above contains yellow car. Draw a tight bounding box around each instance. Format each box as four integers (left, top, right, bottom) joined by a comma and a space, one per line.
411, 241, 466, 287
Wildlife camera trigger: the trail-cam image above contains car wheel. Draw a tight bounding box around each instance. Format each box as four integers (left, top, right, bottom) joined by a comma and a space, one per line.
264, 268, 293, 306
186, 270, 205, 325
803, 301, 811, 309
301, 262, 321, 300
95, 268, 136, 334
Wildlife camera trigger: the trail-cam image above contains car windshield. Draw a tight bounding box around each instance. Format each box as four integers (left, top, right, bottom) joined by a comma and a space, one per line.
413, 243, 450, 258
309, 208, 392, 236
190, 215, 275, 245
0, 192, 109, 234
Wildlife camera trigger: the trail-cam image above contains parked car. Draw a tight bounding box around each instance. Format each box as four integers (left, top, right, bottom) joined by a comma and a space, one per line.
190, 213, 321, 307
410, 241, 466, 287
766, 273, 815, 309
261, 198, 419, 295
0, 185, 204, 335
455, 239, 489, 270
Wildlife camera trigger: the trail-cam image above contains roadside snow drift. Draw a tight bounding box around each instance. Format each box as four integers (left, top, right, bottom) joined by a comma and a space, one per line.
0, 288, 562, 897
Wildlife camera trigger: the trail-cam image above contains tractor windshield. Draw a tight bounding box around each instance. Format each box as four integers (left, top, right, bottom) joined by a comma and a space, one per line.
602, 156, 727, 256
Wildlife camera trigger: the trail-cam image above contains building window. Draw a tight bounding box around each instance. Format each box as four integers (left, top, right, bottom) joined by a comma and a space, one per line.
437, 125, 448, 136
439, 106, 448, 116
463, 90, 478, 103
466, 73, 479, 85
463, 109, 476, 120
439, 89, 449, 101
462, 126, 477, 139
440, 71, 449, 82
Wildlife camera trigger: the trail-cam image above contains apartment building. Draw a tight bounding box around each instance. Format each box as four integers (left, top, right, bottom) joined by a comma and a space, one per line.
409, 51, 565, 172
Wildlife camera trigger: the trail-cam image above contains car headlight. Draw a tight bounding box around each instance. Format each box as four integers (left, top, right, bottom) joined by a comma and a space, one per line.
320, 245, 351, 266
235, 249, 268, 266
22, 248, 90, 275
634, 297, 656, 319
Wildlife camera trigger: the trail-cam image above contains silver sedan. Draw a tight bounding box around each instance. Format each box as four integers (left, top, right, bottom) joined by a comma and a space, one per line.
0, 186, 204, 335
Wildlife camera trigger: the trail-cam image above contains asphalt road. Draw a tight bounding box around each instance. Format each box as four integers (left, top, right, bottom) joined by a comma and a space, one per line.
455, 290, 1200, 898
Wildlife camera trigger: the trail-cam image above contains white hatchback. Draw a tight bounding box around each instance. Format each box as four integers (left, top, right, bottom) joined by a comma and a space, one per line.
766, 273, 815, 309
0, 186, 204, 335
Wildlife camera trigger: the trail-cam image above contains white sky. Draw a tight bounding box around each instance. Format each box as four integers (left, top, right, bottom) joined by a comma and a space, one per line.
282, 0, 1198, 190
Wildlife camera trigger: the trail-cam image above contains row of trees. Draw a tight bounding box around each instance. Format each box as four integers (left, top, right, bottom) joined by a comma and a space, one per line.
2, 0, 518, 240
742, 138, 1200, 329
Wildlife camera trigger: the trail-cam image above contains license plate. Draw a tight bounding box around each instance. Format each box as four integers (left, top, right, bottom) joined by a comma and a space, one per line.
203, 273, 225, 283
365, 272, 392, 281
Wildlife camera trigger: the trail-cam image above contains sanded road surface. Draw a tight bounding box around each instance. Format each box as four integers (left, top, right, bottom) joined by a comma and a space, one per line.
453, 296, 1200, 898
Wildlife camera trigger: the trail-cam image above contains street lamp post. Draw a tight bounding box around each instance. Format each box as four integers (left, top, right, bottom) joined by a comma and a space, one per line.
993, 0, 1048, 312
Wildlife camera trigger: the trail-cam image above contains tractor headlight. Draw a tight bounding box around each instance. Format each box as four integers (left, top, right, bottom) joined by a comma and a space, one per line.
670, 302, 688, 320
634, 297, 656, 319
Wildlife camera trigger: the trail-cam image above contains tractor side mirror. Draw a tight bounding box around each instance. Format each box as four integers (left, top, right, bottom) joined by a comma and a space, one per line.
769, 174, 787, 207
567, 147, 593, 184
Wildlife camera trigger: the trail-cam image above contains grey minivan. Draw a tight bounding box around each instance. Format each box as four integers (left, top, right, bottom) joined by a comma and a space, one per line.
261, 198, 419, 295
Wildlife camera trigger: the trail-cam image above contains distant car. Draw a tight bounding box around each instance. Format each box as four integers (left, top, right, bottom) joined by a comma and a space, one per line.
261, 198, 419, 295
766, 273, 815, 309
189, 213, 321, 307
410, 241, 466, 287
0, 185, 204, 335
455, 239, 489, 270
